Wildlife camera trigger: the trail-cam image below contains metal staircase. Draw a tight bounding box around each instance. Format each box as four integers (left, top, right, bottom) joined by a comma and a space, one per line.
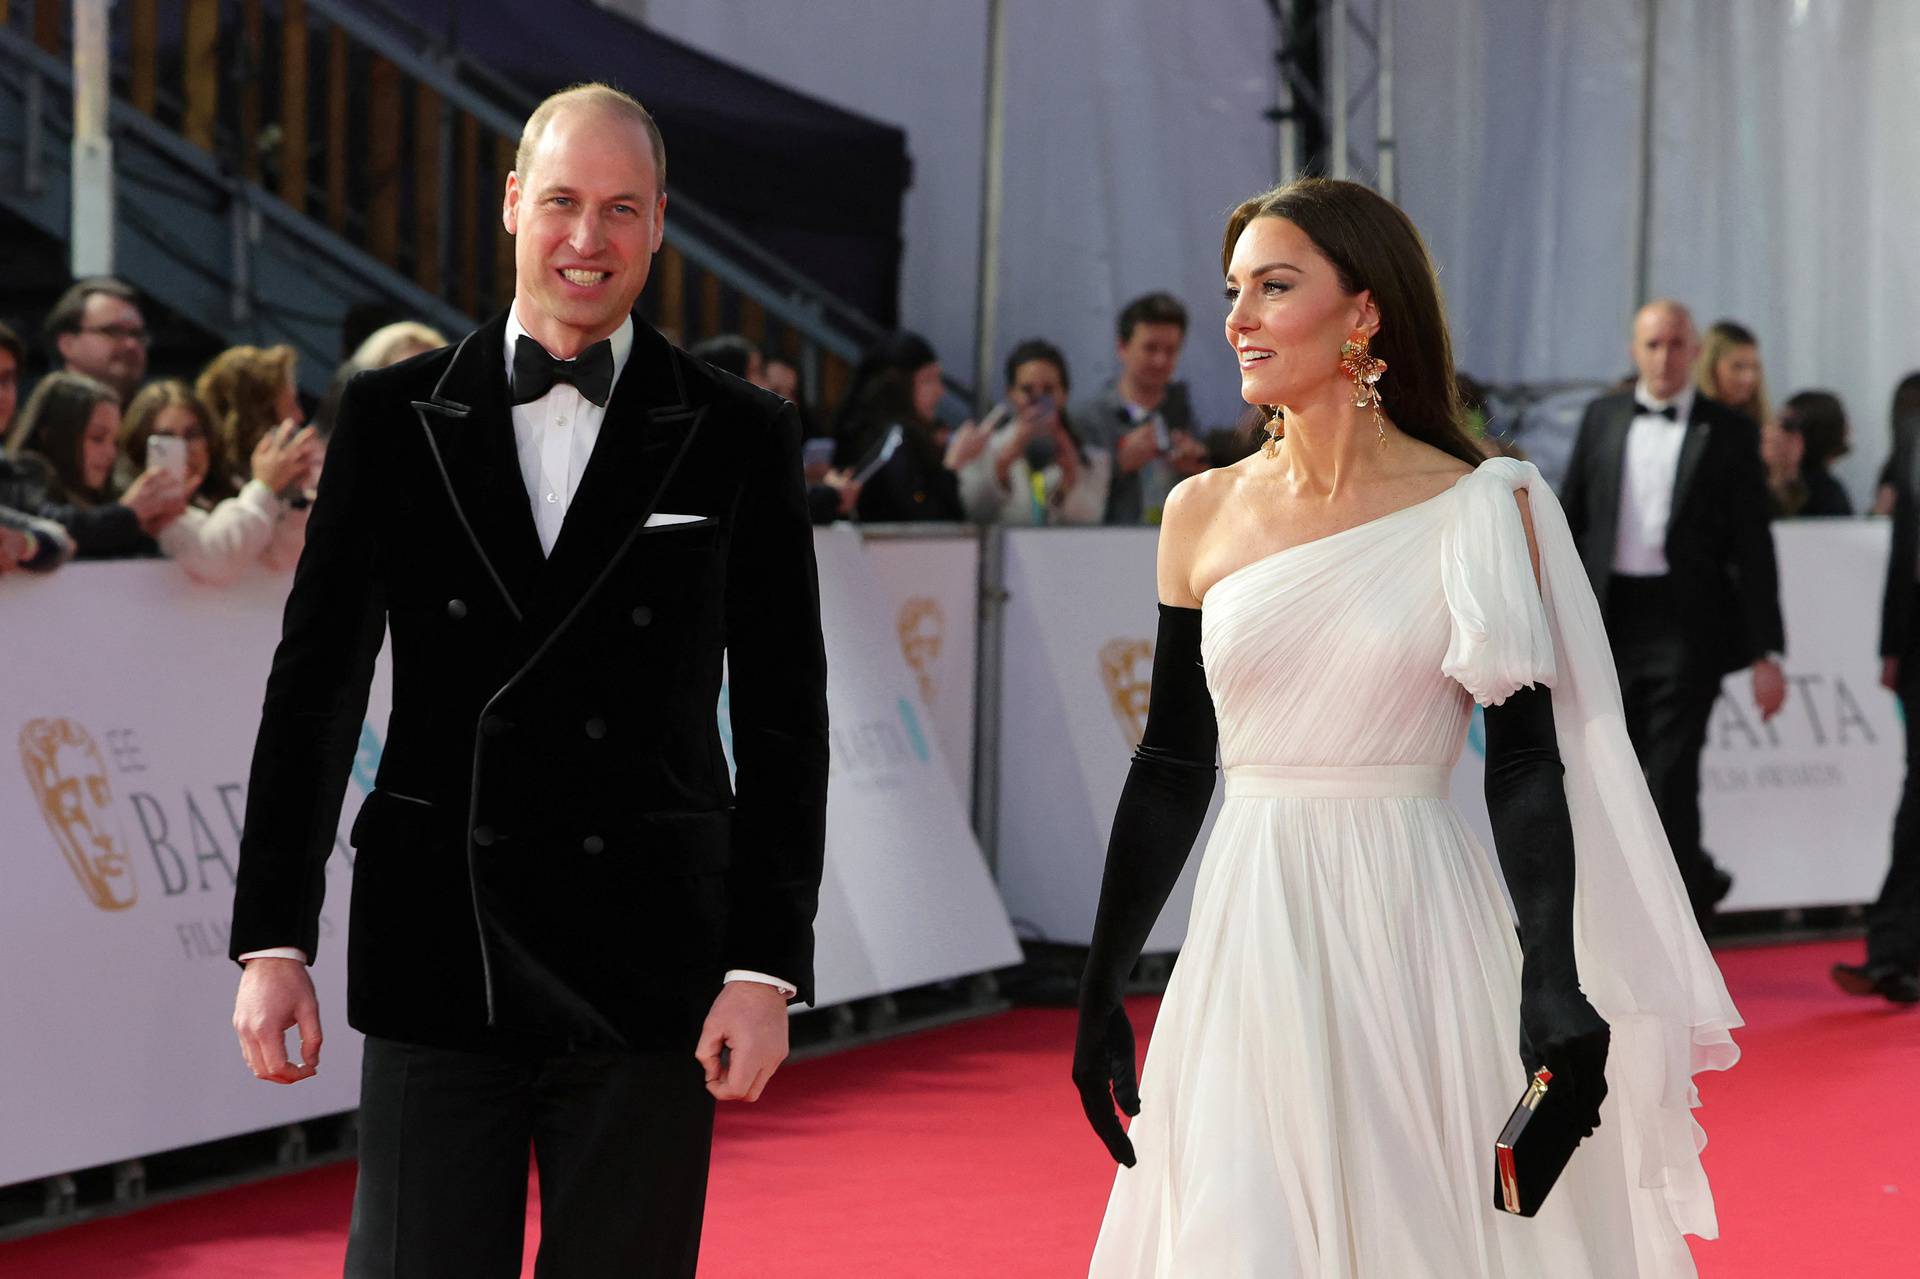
0, 0, 883, 401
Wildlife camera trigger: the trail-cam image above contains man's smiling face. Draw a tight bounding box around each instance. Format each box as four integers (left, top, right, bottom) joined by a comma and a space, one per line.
503, 103, 666, 358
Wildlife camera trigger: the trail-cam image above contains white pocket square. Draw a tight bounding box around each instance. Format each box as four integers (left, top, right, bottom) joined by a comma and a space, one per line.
644, 512, 708, 528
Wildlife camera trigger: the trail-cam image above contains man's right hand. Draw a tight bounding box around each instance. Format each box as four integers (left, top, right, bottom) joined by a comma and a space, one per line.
120, 468, 189, 534
1114, 422, 1162, 476
233, 957, 323, 1084
1883, 656, 1901, 692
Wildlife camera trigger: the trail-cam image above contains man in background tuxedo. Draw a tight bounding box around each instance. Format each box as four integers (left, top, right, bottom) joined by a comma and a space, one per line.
1558, 299, 1785, 929
1838, 413, 1920, 1003
228, 83, 829, 1277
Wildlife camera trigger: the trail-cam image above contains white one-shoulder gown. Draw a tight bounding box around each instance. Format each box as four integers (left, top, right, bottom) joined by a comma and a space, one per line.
1088, 458, 1741, 1279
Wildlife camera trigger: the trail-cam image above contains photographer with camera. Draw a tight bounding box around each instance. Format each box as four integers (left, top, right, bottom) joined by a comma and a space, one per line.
959, 339, 1111, 526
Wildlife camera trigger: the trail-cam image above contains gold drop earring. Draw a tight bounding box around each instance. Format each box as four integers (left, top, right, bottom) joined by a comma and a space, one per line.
1262, 405, 1284, 459
1340, 329, 1388, 445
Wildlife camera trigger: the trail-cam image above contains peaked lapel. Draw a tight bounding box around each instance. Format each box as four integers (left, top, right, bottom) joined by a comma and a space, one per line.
520, 318, 708, 649
1669, 396, 1714, 526
412, 314, 545, 622
1591, 394, 1633, 563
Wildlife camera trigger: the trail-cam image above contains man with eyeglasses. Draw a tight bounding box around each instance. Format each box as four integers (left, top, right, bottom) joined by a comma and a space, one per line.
43, 277, 150, 405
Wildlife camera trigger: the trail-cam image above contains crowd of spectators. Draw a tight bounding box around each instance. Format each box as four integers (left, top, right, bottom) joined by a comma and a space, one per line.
8, 271, 1915, 583
0, 279, 448, 583
690, 288, 1912, 536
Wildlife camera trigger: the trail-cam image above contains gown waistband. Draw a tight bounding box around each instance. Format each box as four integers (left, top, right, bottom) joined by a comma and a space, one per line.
1223, 763, 1452, 800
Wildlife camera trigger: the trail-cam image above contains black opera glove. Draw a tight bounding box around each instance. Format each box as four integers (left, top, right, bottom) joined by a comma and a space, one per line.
1074, 604, 1218, 1168
1483, 683, 1611, 1137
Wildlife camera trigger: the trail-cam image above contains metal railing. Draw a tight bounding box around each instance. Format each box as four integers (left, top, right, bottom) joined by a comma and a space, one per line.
0, 0, 930, 411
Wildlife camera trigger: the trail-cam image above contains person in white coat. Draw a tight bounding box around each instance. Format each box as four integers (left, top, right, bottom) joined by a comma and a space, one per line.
960, 339, 1112, 526
120, 380, 319, 585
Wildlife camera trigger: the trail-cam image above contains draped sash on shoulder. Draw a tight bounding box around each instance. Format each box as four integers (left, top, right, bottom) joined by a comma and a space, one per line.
1440, 457, 1742, 1242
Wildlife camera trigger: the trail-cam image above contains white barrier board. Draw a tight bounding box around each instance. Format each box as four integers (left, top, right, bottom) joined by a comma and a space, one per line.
797, 529, 1020, 1007
856, 533, 981, 806
994, 529, 1221, 950
1453, 520, 1900, 911
1705, 520, 1900, 909
0, 532, 1020, 1184
0, 564, 377, 1188
997, 522, 1898, 951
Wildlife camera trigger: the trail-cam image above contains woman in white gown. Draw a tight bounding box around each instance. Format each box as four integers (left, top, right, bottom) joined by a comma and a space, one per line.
1073, 179, 1741, 1278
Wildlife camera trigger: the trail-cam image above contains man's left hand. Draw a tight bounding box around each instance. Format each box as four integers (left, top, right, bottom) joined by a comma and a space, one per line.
694, 981, 789, 1103
1169, 430, 1210, 476
1752, 657, 1786, 721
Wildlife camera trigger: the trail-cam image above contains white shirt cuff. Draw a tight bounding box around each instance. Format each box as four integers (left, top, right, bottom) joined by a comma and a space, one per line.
725, 969, 797, 999
238, 947, 309, 964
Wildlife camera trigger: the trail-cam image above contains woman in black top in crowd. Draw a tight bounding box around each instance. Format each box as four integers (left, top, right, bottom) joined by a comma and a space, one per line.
1872, 372, 1920, 516
832, 331, 975, 522
1, 371, 185, 556
1780, 390, 1854, 517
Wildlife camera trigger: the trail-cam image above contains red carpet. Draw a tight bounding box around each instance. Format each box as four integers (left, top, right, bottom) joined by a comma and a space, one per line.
2, 940, 1913, 1277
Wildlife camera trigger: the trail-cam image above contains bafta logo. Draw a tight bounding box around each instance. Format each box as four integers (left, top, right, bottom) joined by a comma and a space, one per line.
897, 596, 944, 707
19, 718, 138, 911
1098, 638, 1155, 749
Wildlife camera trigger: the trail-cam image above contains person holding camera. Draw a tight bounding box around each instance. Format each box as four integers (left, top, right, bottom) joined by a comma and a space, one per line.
960, 339, 1111, 526
121, 380, 319, 584
2, 370, 186, 557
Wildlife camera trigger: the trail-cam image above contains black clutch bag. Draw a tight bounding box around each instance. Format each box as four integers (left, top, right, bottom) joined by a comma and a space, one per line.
1492, 1067, 1586, 1217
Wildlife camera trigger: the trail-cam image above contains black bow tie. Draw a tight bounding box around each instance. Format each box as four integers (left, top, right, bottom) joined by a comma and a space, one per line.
1634, 399, 1679, 421
511, 335, 614, 407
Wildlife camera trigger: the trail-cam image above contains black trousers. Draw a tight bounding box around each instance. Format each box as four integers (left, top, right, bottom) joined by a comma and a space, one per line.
1874, 611, 1920, 973
343, 1035, 715, 1279
1605, 575, 1726, 908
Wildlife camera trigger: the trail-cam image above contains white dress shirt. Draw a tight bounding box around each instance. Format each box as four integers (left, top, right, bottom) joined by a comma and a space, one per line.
505, 308, 632, 556
1610, 383, 1694, 576
242, 308, 794, 999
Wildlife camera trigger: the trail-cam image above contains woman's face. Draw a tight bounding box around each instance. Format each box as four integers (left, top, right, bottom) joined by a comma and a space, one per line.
81, 401, 122, 492
151, 403, 211, 487
911, 362, 944, 424
1224, 216, 1375, 411
275, 374, 304, 426
1713, 344, 1761, 408
1762, 419, 1804, 474
1008, 358, 1067, 428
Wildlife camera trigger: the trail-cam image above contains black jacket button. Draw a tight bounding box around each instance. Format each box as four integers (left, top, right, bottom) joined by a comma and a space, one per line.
631, 605, 653, 627
582, 835, 605, 855
447, 599, 468, 620
472, 825, 496, 847
481, 715, 509, 738
584, 717, 607, 740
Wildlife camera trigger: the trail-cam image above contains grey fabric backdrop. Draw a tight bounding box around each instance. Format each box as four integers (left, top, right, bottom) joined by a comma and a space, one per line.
621, 0, 1920, 503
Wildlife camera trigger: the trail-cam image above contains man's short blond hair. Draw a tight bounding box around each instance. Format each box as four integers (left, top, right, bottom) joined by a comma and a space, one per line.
515, 83, 666, 193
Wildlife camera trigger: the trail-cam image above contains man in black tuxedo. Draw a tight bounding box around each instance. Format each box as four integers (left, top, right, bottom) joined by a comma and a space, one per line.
1558, 299, 1785, 928
1837, 419, 1920, 1003
228, 84, 829, 1277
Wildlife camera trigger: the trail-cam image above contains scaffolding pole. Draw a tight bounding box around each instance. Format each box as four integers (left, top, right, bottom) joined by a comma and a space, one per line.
71, 0, 115, 276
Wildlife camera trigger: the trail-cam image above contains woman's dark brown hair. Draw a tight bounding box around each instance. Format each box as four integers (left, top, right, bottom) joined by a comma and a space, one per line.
1781, 390, 1849, 470
1221, 178, 1484, 466
5, 370, 119, 504
123, 379, 221, 505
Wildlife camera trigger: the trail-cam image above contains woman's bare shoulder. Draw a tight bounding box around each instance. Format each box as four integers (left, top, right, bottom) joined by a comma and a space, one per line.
1158, 468, 1243, 607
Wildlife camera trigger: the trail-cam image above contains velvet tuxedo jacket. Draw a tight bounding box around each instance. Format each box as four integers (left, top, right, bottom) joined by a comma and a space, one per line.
229, 312, 830, 1052
1557, 389, 1784, 676
1879, 427, 1920, 658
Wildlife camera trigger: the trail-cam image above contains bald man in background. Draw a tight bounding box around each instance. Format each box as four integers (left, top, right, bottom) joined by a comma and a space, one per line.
1556, 300, 1786, 930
